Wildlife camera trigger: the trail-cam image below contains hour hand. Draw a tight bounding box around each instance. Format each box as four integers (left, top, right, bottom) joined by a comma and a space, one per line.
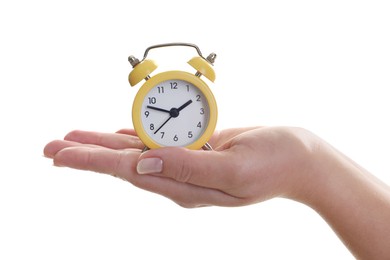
177, 99, 193, 112
146, 105, 171, 113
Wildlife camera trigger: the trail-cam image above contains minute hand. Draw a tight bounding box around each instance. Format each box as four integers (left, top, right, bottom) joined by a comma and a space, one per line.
146, 105, 171, 113
154, 116, 172, 134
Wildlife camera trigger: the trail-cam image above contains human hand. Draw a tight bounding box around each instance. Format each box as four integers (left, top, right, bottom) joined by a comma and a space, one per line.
44, 127, 390, 259
43, 126, 319, 207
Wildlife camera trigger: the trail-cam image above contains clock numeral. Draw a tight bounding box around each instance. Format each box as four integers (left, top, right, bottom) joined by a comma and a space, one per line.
173, 135, 179, 142
144, 111, 150, 118
197, 122, 202, 128
148, 97, 157, 104
150, 124, 155, 131
196, 95, 201, 101
188, 131, 193, 138
170, 82, 178, 89
200, 108, 204, 115
160, 132, 165, 139
186, 85, 190, 92
157, 86, 164, 94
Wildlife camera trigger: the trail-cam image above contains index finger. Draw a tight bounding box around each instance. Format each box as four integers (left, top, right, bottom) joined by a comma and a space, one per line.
64, 130, 144, 150
54, 146, 140, 180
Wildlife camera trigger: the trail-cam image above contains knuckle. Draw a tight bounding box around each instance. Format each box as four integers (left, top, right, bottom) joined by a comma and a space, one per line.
113, 151, 135, 178
84, 148, 93, 166
113, 150, 125, 175
172, 153, 193, 183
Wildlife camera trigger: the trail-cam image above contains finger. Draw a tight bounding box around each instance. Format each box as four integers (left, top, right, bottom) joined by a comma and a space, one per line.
137, 147, 239, 191
115, 128, 138, 136
44, 140, 99, 158
64, 130, 144, 150
53, 146, 140, 178
53, 146, 241, 207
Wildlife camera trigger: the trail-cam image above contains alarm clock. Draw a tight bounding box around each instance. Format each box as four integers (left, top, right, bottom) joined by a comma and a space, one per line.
128, 43, 218, 150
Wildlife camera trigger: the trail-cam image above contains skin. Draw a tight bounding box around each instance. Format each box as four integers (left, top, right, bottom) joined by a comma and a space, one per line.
44, 126, 390, 259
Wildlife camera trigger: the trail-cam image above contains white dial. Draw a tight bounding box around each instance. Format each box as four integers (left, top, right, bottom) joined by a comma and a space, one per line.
140, 79, 210, 147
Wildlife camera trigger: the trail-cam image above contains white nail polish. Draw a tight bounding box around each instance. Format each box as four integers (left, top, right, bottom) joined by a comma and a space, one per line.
137, 158, 163, 174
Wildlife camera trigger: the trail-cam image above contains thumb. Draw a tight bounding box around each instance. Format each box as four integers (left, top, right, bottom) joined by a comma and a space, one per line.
136, 147, 234, 190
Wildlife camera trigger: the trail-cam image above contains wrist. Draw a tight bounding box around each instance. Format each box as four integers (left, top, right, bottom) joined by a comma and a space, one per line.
281, 132, 342, 206
288, 136, 390, 259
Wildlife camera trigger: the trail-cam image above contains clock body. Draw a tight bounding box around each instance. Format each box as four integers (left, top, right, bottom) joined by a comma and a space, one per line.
132, 70, 217, 150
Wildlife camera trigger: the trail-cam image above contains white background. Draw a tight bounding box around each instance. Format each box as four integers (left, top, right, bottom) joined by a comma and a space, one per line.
1, 1, 389, 259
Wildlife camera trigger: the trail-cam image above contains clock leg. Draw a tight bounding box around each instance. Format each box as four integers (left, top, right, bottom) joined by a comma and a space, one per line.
202, 142, 213, 151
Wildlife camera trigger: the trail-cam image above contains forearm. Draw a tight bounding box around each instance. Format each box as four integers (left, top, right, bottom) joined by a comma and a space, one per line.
297, 144, 390, 259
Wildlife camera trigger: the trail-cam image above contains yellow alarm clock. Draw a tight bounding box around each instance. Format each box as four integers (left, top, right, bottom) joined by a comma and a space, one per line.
128, 43, 218, 150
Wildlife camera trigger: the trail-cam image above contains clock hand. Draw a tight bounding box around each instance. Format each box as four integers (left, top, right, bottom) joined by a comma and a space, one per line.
146, 105, 171, 113
154, 116, 173, 134
177, 99, 193, 112
164, 99, 193, 119
152, 100, 193, 134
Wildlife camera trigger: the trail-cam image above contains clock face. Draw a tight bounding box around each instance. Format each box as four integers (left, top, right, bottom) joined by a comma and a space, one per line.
140, 79, 210, 147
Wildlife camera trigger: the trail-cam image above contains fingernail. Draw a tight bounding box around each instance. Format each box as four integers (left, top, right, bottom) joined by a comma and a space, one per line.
137, 158, 163, 174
